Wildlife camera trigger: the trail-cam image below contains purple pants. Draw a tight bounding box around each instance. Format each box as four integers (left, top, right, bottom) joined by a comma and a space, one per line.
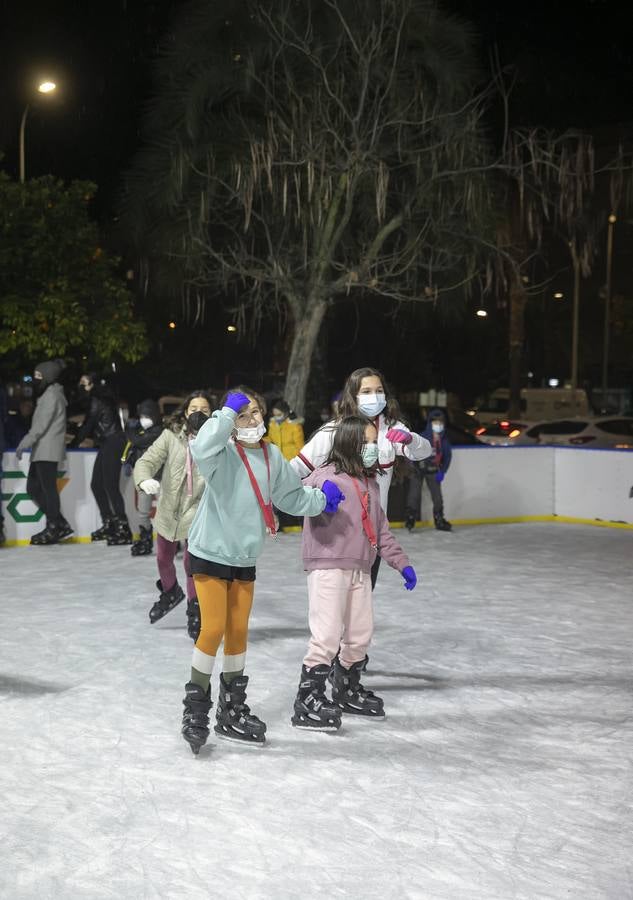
156, 534, 196, 600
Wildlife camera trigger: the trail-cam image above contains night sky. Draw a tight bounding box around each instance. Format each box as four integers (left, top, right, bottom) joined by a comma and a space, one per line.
3, 1, 633, 210
2, 0, 633, 404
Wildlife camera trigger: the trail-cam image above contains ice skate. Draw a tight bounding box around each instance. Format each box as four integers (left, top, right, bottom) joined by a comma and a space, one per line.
405, 515, 416, 532
30, 524, 59, 545
91, 518, 114, 542
214, 674, 266, 746
186, 597, 201, 641
106, 517, 133, 545
149, 579, 185, 623
54, 517, 74, 541
292, 664, 341, 731
434, 513, 452, 532
130, 524, 153, 556
331, 658, 385, 717
181, 681, 212, 755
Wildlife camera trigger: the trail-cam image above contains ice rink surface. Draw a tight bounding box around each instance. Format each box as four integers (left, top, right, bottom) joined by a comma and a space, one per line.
1, 523, 632, 900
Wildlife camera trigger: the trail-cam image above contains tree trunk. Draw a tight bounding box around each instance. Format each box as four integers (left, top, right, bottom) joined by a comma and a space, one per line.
283, 299, 328, 416
508, 278, 527, 418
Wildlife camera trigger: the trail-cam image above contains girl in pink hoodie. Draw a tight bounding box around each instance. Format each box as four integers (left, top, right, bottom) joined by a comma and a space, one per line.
292, 416, 417, 731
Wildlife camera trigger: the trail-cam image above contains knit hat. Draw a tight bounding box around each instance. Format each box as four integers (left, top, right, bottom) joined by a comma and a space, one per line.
35, 358, 66, 386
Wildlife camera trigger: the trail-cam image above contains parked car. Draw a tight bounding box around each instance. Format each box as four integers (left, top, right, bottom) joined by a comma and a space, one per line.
445, 423, 487, 446
515, 417, 633, 448
474, 420, 530, 446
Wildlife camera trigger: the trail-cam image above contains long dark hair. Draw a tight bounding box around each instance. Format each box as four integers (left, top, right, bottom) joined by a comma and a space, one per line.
325, 415, 378, 479
169, 390, 214, 430
337, 367, 405, 426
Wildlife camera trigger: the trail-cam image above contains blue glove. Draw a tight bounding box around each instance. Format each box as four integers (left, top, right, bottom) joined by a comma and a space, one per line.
402, 565, 417, 591
435, 471, 445, 483
223, 391, 250, 414
321, 479, 345, 513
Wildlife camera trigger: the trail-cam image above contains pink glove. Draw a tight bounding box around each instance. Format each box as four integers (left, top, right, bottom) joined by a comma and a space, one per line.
386, 428, 412, 446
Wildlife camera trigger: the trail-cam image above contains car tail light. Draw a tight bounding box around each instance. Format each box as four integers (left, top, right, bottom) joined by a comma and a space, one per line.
569, 436, 596, 445
499, 420, 510, 428
615, 443, 633, 449
475, 427, 486, 435
508, 429, 521, 438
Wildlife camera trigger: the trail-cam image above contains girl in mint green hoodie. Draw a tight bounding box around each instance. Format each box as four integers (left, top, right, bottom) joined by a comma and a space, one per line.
181, 387, 344, 754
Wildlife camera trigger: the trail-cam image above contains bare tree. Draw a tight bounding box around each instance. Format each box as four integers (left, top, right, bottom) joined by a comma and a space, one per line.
122, 0, 496, 413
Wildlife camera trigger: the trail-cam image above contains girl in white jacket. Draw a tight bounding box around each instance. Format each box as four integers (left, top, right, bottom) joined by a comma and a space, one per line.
291, 366, 431, 588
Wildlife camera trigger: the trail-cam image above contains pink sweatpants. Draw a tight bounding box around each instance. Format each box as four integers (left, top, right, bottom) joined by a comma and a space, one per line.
303, 568, 374, 670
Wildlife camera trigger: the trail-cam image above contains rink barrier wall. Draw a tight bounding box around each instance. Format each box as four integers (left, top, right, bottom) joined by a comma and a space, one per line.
2, 446, 633, 546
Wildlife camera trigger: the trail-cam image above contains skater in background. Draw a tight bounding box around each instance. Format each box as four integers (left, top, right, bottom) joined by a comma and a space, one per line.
292, 415, 417, 731
181, 387, 344, 754
134, 391, 210, 638
15, 359, 73, 545
291, 366, 431, 589
121, 399, 164, 556
69, 372, 131, 545
265, 398, 305, 531
404, 408, 453, 532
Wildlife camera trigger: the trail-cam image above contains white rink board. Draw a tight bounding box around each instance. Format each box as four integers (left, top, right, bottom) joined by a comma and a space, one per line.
437, 446, 555, 521
2, 446, 632, 544
1, 450, 139, 544
553, 447, 633, 523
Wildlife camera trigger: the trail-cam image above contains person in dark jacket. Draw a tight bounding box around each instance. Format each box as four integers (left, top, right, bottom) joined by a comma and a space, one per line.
121, 399, 164, 556
404, 408, 453, 532
69, 373, 131, 544
15, 359, 74, 544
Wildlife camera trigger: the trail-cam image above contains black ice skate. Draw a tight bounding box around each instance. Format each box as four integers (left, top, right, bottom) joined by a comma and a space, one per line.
405, 515, 416, 532
149, 579, 185, 623
214, 674, 266, 746
292, 664, 342, 731
186, 597, 201, 641
91, 517, 114, 542
181, 681, 213, 755
106, 517, 133, 545
30, 524, 59, 545
130, 525, 153, 556
434, 513, 452, 532
54, 517, 74, 541
331, 658, 385, 717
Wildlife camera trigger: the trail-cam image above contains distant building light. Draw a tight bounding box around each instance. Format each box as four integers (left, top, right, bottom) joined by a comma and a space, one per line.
227, 325, 237, 332
476, 308, 488, 318
554, 292, 564, 300
168, 321, 177, 329
548, 378, 559, 387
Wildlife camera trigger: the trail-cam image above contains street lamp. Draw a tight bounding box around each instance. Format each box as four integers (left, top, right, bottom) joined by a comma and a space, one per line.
19, 80, 57, 184
600, 213, 617, 412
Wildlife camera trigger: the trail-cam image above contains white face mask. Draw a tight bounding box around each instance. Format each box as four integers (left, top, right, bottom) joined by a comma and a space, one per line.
432, 422, 444, 433
236, 421, 266, 443
357, 392, 386, 417
139, 416, 153, 430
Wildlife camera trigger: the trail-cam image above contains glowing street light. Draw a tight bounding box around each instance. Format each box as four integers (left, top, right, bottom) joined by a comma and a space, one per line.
227, 325, 237, 332
476, 308, 488, 318
19, 80, 58, 184
554, 291, 564, 300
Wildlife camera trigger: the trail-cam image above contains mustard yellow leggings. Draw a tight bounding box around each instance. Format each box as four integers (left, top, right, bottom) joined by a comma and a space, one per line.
191, 575, 255, 688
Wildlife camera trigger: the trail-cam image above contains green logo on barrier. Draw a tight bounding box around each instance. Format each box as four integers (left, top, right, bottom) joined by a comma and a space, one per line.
1, 469, 67, 523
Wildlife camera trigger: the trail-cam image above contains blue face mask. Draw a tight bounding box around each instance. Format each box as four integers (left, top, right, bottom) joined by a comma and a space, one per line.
362, 443, 379, 468
357, 392, 386, 417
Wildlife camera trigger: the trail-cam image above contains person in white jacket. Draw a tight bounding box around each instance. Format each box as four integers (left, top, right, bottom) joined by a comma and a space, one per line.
291, 366, 432, 589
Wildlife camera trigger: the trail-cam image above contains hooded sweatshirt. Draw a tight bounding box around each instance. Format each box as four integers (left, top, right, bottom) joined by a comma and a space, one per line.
302, 463, 410, 574
187, 408, 326, 568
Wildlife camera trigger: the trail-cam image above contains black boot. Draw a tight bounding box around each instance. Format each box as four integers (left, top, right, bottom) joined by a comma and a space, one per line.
0, 520, 5, 546
404, 514, 416, 532
30, 523, 60, 545
106, 517, 133, 545
149, 579, 185, 623
330, 658, 385, 717
434, 512, 452, 532
181, 682, 213, 755
292, 664, 342, 731
91, 517, 114, 542
54, 517, 74, 541
131, 524, 153, 556
214, 674, 266, 745
186, 597, 201, 641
